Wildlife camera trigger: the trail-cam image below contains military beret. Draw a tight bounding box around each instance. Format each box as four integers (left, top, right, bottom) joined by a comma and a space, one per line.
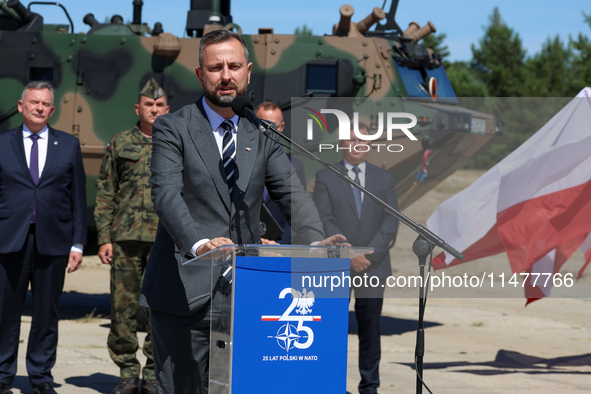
140, 78, 166, 100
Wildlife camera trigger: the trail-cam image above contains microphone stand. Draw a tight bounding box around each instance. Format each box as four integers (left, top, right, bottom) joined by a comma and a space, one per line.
259, 119, 464, 393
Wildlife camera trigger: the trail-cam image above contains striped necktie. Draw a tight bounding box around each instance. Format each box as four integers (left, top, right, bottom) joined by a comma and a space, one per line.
221, 120, 236, 195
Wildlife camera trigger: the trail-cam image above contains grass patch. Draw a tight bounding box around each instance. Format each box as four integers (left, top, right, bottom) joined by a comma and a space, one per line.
74, 308, 105, 323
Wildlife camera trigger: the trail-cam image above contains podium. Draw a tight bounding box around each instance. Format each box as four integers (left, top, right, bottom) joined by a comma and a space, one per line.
185, 245, 372, 394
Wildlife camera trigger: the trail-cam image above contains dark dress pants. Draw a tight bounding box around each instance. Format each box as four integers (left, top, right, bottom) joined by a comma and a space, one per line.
150, 300, 218, 394
353, 280, 385, 394
0, 225, 68, 387
355, 297, 384, 394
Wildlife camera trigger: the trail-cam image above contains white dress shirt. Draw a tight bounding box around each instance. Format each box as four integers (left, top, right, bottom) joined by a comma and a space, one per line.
23, 124, 83, 254
23, 124, 49, 174
201, 96, 239, 157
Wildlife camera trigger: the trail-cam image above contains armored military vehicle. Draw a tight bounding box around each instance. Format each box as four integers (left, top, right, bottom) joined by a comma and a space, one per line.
0, 0, 500, 248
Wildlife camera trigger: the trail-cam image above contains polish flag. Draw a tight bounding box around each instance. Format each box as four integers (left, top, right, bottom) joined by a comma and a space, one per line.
426, 88, 591, 302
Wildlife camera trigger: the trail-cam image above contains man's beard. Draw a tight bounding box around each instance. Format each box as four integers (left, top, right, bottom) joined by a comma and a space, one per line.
204, 83, 246, 107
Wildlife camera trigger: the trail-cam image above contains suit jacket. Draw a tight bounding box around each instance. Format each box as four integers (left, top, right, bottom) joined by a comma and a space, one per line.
313, 161, 398, 280
0, 125, 87, 255
288, 154, 307, 190
141, 98, 325, 316
263, 154, 307, 244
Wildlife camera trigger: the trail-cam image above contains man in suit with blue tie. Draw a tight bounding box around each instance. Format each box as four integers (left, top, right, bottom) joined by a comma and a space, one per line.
0, 81, 87, 394
313, 122, 399, 394
140, 29, 345, 394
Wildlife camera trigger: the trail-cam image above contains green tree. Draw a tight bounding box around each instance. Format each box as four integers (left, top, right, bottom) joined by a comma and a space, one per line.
570, 10, 591, 89
464, 7, 535, 168
446, 61, 489, 97
419, 32, 487, 97
526, 36, 582, 97
471, 7, 528, 97
294, 24, 313, 35
463, 6, 591, 169
465, 96, 570, 169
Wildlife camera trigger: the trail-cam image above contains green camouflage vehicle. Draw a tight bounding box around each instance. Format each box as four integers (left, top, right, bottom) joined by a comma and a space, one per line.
0, 0, 500, 249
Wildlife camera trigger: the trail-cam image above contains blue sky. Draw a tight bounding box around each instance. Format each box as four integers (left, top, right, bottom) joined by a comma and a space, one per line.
32, 0, 591, 61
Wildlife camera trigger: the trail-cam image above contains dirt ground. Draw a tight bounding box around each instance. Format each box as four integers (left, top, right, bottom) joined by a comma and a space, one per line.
12, 170, 591, 393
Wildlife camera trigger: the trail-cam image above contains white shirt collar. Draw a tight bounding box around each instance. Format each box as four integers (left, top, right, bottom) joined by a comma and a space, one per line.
202, 96, 239, 133
22, 123, 48, 139
343, 159, 366, 173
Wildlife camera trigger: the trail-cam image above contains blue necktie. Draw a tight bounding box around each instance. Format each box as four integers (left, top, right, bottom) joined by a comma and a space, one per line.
221, 120, 236, 195
352, 166, 362, 218
29, 134, 40, 223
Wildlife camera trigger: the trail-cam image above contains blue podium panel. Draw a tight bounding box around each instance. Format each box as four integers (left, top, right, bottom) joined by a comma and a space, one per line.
231, 256, 349, 394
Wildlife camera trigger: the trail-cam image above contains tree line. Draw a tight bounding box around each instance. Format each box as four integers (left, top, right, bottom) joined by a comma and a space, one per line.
421, 7, 590, 168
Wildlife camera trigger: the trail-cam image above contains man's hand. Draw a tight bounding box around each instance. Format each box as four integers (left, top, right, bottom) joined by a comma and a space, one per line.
98, 243, 113, 265
67, 251, 83, 273
196, 237, 234, 256
261, 238, 279, 245
317, 234, 350, 247
351, 254, 372, 273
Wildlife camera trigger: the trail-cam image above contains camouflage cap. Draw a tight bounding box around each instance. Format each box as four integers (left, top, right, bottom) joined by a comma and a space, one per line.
140, 78, 166, 100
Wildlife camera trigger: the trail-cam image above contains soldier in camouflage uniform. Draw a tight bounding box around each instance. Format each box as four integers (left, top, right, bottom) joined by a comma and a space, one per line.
95, 79, 169, 394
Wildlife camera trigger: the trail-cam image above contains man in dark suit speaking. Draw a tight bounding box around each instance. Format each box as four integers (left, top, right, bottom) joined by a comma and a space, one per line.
313, 122, 399, 394
140, 29, 345, 393
0, 81, 87, 394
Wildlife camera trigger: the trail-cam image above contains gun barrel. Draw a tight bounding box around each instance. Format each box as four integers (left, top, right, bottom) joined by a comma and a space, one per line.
83, 13, 99, 28
405, 21, 436, 43
336, 4, 354, 34
403, 21, 420, 37
356, 6, 386, 35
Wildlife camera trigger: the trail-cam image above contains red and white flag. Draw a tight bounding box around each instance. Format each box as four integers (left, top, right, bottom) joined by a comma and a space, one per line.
426, 88, 591, 302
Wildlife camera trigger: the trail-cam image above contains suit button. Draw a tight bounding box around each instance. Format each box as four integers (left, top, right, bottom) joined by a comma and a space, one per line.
230, 224, 235, 231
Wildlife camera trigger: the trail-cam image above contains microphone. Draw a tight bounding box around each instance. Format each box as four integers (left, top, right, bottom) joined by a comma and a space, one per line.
231, 96, 267, 133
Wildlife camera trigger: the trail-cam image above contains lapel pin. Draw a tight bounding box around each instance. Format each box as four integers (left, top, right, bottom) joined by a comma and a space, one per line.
246, 147, 251, 151
54, 141, 58, 145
